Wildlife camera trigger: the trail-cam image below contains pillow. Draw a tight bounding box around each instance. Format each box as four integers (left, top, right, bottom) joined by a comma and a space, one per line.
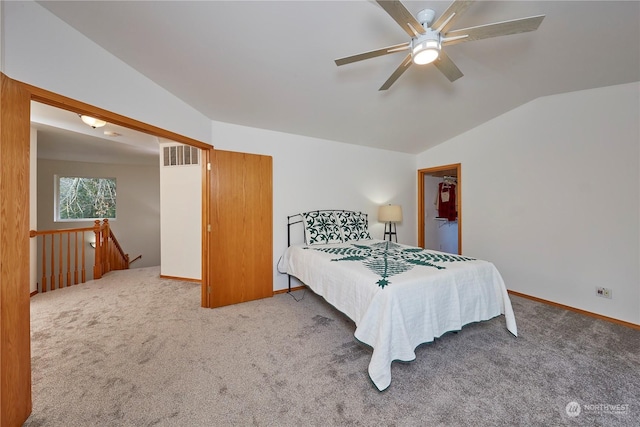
353, 212, 372, 240
334, 211, 372, 241
334, 211, 360, 241
301, 211, 343, 245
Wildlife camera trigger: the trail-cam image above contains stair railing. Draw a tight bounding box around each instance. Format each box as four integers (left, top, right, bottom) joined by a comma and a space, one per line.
94, 219, 130, 279
29, 219, 131, 292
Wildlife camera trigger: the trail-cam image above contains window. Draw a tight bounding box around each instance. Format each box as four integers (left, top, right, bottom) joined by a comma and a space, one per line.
55, 176, 117, 221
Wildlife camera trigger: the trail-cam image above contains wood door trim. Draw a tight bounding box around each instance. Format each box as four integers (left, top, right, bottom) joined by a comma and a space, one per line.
201, 147, 214, 308
22, 81, 211, 150
0, 73, 33, 426
417, 163, 462, 254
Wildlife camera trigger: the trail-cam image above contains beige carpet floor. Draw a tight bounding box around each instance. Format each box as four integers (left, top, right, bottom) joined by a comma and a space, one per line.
24, 266, 639, 426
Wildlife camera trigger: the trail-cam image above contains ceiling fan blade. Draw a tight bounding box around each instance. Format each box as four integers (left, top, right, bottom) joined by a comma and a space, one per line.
379, 53, 412, 91
376, 0, 426, 37
433, 50, 463, 82
431, 0, 474, 34
442, 15, 545, 46
335, 42, 410, 66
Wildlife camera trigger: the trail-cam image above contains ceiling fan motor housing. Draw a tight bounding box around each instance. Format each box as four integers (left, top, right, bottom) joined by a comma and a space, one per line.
417, 9, 436, 27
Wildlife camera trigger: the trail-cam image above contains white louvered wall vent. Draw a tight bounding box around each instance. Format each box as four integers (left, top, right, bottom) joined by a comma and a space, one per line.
163, 145, 200, 167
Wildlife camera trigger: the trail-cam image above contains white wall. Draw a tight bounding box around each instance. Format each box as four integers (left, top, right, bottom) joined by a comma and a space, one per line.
0, 0, 4, 72
211, 121, 417, 292
11, 2, 636, 324
3, 1, 417, 292
3, 1, 211, 283
3, 1, 212, 145
159, 143, 202, 280
416, 82, 640, 325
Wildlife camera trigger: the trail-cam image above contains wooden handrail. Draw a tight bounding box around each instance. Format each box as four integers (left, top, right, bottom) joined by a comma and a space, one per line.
29, 219, 131, 292
107, 220, 129, 270
29, 225, 96, 237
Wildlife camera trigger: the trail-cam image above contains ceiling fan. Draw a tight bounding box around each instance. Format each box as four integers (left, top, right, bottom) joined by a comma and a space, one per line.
335, 0, 545, 90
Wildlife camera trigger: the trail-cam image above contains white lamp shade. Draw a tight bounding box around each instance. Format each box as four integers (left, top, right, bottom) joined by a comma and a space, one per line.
378, 205, 403, 223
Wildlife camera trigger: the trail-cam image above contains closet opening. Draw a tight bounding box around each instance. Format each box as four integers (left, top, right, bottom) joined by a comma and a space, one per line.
417, 164, 461, 255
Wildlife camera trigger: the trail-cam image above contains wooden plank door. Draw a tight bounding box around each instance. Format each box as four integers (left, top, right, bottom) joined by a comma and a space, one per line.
209, 150, 273, 307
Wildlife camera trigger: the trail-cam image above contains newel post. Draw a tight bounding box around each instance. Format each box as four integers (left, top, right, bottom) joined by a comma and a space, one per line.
93, 220, 103, 280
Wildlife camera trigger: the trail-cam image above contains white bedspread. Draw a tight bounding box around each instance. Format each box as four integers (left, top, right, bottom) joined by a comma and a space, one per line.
282, 239, 517, 391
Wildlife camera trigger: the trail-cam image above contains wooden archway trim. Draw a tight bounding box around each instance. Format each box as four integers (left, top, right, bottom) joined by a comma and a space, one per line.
21, 80, 211, 150
417, 163, 462, 254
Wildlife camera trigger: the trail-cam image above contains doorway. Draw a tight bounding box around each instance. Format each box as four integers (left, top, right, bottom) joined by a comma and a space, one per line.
417, 163, 462, 254
0, 74, 216, 425
31, 101, 166, 290
26, 86, 214, 300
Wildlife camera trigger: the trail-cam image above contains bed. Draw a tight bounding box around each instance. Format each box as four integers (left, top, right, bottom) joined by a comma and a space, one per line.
282, 210, 517, 391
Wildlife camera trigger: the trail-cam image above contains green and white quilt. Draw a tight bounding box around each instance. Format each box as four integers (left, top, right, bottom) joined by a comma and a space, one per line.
283, 239, 517, 391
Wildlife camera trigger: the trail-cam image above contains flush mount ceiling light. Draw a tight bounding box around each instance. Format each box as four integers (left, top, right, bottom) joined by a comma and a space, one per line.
79, 114, 107, 129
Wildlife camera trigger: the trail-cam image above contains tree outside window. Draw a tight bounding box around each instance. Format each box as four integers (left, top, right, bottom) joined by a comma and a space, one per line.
56, 176, 116, 221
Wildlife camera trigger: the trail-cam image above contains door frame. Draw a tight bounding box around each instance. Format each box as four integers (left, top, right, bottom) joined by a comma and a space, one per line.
1, 73, 32, 426
0, 73, 214, 424
417, 163, 462, 254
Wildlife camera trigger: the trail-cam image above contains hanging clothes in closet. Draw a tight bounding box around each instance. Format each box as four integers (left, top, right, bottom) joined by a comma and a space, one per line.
436, 177, 457, 221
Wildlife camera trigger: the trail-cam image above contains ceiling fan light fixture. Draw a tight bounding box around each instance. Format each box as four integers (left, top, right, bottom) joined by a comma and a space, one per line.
79, 114, 107, 128
335, 0, 545, 90
412, 32, 441, 65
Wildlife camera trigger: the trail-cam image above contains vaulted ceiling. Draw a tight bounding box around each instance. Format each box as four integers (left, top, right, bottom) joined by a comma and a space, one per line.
36, 1, 640, 155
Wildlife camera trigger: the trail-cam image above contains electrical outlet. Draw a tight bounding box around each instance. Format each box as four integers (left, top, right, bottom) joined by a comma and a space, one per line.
596, 287, 612, 299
